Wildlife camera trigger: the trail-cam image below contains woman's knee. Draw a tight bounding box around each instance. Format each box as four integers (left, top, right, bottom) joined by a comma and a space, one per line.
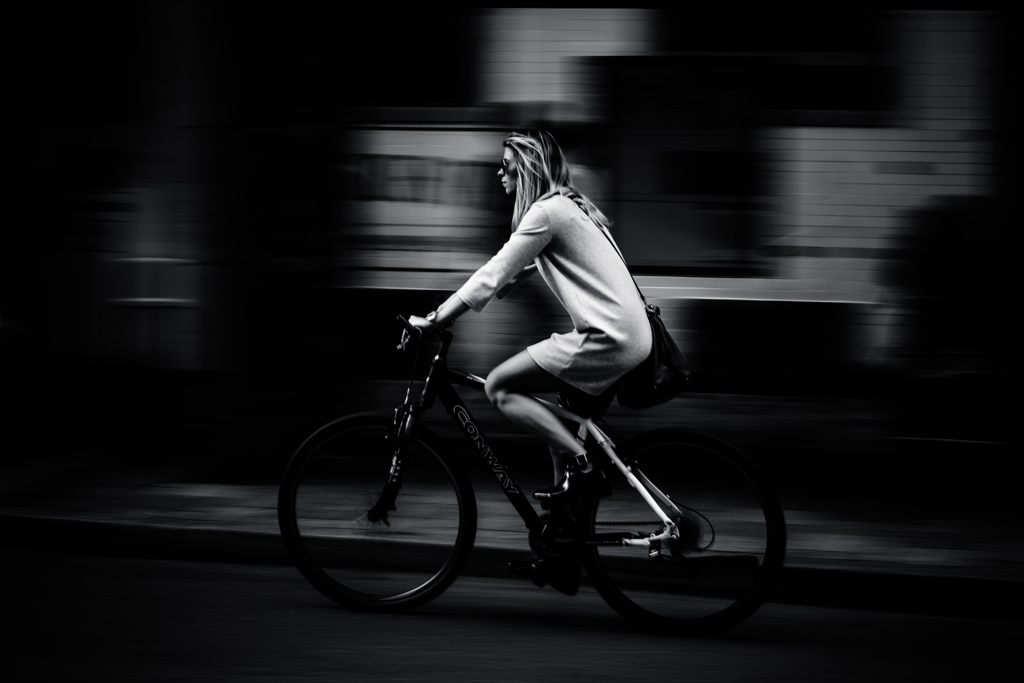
485, 349, 563, 410
483, 374, 499, 406
485, 351, 529, 407
484, 372, 511, 409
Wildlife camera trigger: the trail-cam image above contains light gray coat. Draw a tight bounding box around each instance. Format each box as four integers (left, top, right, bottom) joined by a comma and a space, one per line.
456, 193, 652, 395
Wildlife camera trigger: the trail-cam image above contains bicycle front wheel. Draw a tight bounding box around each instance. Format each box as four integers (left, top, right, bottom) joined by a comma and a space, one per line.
583, 428, 785, 635
278, 414, 477, 610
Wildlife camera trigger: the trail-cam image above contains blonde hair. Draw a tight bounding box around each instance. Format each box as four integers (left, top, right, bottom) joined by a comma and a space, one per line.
503, 130, 611, 232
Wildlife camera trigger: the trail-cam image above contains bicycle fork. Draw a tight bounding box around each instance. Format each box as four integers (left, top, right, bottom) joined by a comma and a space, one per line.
366, 404, 417, 525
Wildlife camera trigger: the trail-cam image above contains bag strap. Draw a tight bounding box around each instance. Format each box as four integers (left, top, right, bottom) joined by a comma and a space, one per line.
541, 187, 650, 306
595, 225, 649, 307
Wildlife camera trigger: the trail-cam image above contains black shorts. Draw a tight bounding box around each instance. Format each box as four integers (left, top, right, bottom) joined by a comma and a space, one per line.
556, 381, 619, 419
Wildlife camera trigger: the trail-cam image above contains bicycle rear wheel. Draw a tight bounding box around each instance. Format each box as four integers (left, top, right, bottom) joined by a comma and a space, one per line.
278, 414, 476, 610
583, 428, 785, 635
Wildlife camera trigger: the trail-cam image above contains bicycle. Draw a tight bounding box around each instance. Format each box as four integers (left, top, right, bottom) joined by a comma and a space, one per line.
277, 316, 786, 635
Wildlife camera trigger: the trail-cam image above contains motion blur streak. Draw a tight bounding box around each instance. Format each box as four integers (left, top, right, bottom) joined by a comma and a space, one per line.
3, 8, 1016, 387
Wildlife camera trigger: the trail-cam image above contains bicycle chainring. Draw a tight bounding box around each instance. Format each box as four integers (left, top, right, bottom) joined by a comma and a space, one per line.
529, 511, 580, 560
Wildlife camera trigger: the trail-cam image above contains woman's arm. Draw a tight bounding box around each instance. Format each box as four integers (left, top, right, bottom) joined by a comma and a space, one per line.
410, 202, 552, 331
408, 292, 470, 331
454, 204, 552, 312
496, 263, 537, 300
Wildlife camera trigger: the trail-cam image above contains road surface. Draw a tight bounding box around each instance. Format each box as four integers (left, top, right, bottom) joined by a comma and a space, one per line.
3, 548, 1017, 682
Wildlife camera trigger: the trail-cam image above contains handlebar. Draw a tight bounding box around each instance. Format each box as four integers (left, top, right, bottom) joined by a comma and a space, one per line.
396, 313, 454, 352
396, 315, 422, 351
397, 315, 419, 335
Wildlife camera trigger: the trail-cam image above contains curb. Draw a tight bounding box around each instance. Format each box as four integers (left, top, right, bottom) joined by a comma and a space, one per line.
2, 513, 1020, 622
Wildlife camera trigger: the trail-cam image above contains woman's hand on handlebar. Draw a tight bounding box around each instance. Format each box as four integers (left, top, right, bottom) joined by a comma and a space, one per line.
397, 313, 440, 351
397, 294, 468, 349
407, 314, 437, 331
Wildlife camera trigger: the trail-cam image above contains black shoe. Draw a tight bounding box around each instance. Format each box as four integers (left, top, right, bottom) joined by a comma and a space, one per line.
507, 557, 580, 596
534, 464, 610, 501
546, 555, 581, 596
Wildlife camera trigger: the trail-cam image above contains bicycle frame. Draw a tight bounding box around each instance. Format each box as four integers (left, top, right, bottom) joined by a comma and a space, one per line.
397, 323, 681, 548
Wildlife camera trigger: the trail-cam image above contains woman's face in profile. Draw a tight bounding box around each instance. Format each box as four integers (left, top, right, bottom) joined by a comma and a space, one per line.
498, 147, 517, 196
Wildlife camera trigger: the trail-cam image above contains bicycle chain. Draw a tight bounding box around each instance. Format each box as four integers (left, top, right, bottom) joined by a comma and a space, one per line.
594, 520, 663, 526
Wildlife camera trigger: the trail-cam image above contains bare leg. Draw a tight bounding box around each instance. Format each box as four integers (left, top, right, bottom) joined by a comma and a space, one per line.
485, 350, 588, 484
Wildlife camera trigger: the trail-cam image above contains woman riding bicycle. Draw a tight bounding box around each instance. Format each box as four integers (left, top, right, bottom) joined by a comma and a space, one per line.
284, 154, 783, 617
408, 130, 652, 587
410, 129, 651, 495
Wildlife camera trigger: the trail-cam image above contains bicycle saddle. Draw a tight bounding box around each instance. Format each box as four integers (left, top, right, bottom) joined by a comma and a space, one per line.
557, 382, 618, 419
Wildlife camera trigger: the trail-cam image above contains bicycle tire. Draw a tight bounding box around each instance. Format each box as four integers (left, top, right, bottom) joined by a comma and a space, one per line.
582, 428, 785, 635
278, 413, 477, 610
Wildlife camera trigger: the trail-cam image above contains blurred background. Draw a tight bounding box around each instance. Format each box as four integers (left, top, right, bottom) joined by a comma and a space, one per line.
1, 4, 1019, 463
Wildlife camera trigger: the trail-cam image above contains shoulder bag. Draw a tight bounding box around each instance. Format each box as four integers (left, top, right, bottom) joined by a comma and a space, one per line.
597, 228, 691, 409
